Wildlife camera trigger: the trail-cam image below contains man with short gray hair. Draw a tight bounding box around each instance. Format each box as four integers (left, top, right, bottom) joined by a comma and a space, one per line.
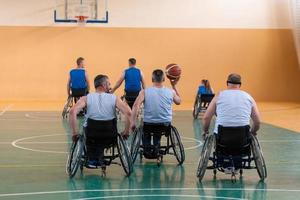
203, 73, 261, 136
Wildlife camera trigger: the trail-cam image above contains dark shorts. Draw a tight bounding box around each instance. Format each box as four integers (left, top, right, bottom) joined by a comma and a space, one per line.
85, 118, 118, 161
124, 90, 140, 108
71, 88, 88, 98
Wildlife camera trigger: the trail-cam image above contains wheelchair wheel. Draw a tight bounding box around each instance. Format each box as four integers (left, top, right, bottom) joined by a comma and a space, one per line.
170, 126, 185, 165
130, 127, 143, 163
66, 135, 84, 178
250, 134, 267, 180
196, 134, 214, 181
193, 97, 200, 119
62, 96, 73, 118
117, 134, 133, 176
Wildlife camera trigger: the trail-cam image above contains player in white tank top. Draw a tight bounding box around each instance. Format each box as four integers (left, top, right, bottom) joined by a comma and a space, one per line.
202, 74, 261, 136
130, 69, 181, 156
69, 74, 132, 141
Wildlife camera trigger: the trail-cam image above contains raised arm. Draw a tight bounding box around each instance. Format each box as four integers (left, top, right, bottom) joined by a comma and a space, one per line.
250, 100, 261, 135
69, 96, 87, 141
202, 96, 217, 134
111, 72, 125, 93
170, 78, 181, 105
116, 97, 132, 137
131, 90, 145, 129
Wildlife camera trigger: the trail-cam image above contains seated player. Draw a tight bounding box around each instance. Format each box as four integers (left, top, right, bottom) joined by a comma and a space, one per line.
69, 74, 132, 168
131, 69, 181, 158
197, 79, 214, 95
202, 74, 261, 141
111, 58, 146, 108
67, 57, 90, 102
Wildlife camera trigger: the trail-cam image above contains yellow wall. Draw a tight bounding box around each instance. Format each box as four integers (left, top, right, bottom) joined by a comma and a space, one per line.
0, 26, 300, 103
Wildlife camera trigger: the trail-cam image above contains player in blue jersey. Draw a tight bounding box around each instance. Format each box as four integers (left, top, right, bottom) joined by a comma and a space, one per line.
67, 57, 90, 103
111, 58, 146, 108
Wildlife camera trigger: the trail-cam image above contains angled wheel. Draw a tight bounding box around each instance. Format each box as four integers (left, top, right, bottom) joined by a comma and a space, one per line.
66, 135, 84, 178
193, 97, 200, 119
170, 126, 185, 165
62, 96, 73, 118
250, 134, 267, 180
196, 134, 214, 181
130, 127, 143, 163
117, 134, 133, 176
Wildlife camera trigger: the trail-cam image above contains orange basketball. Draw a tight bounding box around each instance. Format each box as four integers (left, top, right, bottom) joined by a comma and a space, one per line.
165, 63, 181, 80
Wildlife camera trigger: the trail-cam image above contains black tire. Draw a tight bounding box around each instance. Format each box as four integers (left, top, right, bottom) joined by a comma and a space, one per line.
62, 96, 73, 118
117, 134, 133, 176
130, 127, 142, 163
66, 135, 84, 178
170, 126, 185, 165
196, 134, 214, 181
250, 134, 267, 180
193, 97, 200, 119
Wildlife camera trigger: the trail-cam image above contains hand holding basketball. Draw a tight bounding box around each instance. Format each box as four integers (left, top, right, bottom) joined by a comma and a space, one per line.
165, 63, 181, 80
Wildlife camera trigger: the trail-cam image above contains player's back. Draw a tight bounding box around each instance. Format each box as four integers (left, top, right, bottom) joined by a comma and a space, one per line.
70, 68, 87, 89
124, 67, 141, 92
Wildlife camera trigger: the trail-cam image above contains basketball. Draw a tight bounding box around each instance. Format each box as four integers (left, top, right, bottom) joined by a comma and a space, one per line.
165, 63, 181, 80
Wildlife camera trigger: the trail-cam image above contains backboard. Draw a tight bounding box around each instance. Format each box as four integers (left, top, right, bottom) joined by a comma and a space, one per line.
54, 0, 108, 24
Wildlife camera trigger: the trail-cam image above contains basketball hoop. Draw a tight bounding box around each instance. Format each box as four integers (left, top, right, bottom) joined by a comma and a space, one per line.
75, 15, 88, 23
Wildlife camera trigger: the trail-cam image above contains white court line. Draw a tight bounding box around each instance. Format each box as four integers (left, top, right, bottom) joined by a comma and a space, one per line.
260, 140, 300, 143
10, 134, 202, 154
74, 194, 246, 200
0, 104, 13, 116
1, 187, 300, 197
11, 134, 69, 154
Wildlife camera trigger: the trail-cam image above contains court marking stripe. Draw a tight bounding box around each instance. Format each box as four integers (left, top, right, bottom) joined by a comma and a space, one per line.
11, 134, 69, 154
3, 139, 300, 145
1, 187, 300, 197
0, 164, 65, 168
0, 104, 13, 116
10, 134, 202, 154
73, 194, 246, 200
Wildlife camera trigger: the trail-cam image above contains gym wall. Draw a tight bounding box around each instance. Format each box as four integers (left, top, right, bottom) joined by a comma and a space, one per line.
0, 0, 299, 106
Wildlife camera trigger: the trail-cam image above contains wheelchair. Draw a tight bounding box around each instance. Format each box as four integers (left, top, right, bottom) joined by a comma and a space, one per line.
62, 88, 88, 118
196, 125, 267, 182
193, 94, 215, 119
66, 124, 133, 178
130, 123, 185, 166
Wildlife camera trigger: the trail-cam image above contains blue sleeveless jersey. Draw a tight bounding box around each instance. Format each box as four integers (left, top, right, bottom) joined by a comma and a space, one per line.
70, 68, 87, 89
124, 67, 142, 92
197, 85, 212, 95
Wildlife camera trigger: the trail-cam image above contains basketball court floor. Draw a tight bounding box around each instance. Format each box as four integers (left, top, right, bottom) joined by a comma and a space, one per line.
0, 107, 300, 200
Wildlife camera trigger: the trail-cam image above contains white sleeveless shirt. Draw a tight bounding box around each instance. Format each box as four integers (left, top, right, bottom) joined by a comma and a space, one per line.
143, 86, 174, 123
84, 92, 117, 127
214, 90, 254, 133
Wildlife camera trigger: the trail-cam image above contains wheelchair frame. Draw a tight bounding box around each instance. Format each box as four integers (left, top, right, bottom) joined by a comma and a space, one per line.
130, 125, 185, 166
193, 94, 215, 119
196, 133, 267, 182
66, 131, 133, 178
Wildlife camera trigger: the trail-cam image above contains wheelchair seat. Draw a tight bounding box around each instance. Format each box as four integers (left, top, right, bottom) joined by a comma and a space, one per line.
200, 94, 215, 104
85, 118, 118, 147
142, 122, 171, 159
197, 125, 267, 182
130, 123, 185, 166
66, 118, 133, 178
216, 125, 251, 156
193, 94, 215, 119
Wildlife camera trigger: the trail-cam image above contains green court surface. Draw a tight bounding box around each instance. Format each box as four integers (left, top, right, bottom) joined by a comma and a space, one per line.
0, 111, 300, 200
